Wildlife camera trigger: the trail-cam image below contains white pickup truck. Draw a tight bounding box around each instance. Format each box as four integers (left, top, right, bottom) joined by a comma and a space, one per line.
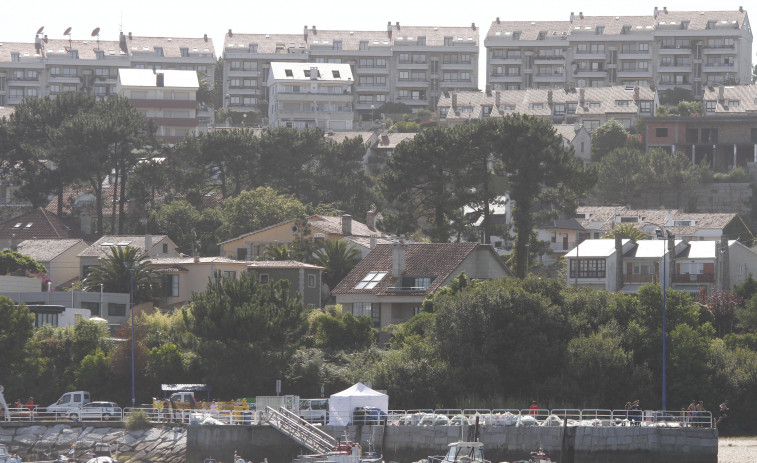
45, 391, 90, 418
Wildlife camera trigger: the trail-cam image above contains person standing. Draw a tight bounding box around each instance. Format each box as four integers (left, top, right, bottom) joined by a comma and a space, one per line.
686, 400, 697, 427
695, 401, 706, 427
529, 400, 539, 415
631, 400, 641, 426
716, 400, 729, 429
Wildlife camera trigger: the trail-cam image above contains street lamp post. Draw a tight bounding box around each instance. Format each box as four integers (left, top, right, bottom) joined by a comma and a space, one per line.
126, 264, 136, 408
656, 228, 673, 414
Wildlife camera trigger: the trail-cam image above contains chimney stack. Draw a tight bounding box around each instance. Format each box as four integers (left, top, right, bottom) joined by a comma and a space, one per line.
387, 21, 393, 38
228, 29, 233, 37
654, 7, 659, 18
570, 12, 575, 22
366, 210, 376, 230
579, 12, 584, 19
128, 31, 132, 40
391, 240, 408, 277
341, 214, 352, 235
496, 17, 500, 24
304, 25, 308, 39
204, 34, 208, 42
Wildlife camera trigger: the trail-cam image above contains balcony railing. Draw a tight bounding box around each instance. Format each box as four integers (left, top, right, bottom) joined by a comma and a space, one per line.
673, 273, 714, 283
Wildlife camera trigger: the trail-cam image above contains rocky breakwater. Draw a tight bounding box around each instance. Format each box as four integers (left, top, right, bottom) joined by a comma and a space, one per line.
0, 423, 186, 463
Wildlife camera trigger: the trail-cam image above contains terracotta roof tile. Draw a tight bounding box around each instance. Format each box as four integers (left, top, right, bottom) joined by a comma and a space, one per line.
0, 208, 81, 241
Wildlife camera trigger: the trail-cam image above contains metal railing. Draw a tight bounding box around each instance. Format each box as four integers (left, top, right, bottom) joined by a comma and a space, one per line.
1, 407, 713, 428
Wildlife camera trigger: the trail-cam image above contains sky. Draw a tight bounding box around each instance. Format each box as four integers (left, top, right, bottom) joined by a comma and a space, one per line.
2, 0, 754, 80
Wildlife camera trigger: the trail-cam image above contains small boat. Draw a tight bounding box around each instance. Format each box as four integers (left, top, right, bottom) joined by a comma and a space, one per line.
528, 449, 552, 463
0, 444, 13, 463
84, 444, 115, 463
419, 441, 489, 463
293, 438, 382, 463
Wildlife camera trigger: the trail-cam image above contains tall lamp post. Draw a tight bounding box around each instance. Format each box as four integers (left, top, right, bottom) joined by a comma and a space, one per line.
656, 228, 673, 413
125, 263, 136, 408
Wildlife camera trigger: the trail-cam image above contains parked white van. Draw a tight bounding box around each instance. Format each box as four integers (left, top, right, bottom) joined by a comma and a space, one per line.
299, 398, 328, 424
46, 391, 90, 417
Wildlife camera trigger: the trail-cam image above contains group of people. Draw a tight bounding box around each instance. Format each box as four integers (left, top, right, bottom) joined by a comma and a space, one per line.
683, 400, 708, 427
11, 397, 35, 414
623, 400, 643, 425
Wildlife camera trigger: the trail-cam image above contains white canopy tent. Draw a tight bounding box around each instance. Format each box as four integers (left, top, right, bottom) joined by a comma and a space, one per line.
328, 382, 388, 425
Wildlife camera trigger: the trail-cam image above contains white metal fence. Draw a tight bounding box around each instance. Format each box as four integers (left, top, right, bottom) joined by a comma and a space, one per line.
1, 407, 713, 428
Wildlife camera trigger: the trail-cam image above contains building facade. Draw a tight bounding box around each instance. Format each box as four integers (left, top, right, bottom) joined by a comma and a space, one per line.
0, 30, 215, 125
267, 62, 354, 130
484, 8, 752, 96
118, 69, 200, 143
222, 23, 479, 119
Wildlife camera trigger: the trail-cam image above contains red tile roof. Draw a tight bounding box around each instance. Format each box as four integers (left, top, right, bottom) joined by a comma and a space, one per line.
0, 208, 81, 241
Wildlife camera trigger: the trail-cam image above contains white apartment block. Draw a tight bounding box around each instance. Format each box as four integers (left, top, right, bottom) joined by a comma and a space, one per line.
117, 69, 200, 143
223, 22, 480, 121
485, 8, 753, 97
0, 30, 216, 126
268, 62, 354, 130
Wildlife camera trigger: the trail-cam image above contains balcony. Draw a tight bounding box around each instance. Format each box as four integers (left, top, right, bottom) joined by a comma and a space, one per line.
673, 273, 714, 283
624, 274, 656, 284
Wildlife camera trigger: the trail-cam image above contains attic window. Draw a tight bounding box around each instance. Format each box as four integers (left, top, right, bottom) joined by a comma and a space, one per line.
674, 220, 692, 226
285, 69, 293, 77
101, 242, 115, 246
24, 223, 33, 228
117, 241, 131, 246
355, 271, 387, 290
332, 70, 340, 78
13, 223, 21, 228
619, 217, 639, 223
154, 47, 164, 57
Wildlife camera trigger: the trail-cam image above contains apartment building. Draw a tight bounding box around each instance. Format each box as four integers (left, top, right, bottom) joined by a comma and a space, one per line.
437, 85, 657, 132
267, 62, 354, 130
117, 69, 200, 143
0, 29, 215, 126
222, 22, 479, 120
485, 8, 752, 97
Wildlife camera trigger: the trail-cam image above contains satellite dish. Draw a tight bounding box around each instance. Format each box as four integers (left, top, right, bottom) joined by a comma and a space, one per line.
91, 27, 100, 37
36, 26, 45, 35
63, 27, 72, 36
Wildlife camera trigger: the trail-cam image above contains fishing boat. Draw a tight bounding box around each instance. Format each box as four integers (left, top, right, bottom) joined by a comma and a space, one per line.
418, 441, 489, 463
84, 443, 115, 463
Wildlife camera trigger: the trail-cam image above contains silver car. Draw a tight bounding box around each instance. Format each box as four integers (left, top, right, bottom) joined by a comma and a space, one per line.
70, 401, 122, 421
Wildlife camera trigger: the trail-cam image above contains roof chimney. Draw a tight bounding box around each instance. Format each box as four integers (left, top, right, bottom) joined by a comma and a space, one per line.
471, 23, 476, 30
570, 12, 575, 22
663, 6, 668, 14
304, 25, 308, 39
387, 21, 393, 38
391, 240, 408, 277
128, 31, 132, 40
341, 214, 352, 235
396, 22, 400, 30
579, 12, 583, 19
204, 34, 208, 42
228, 29, 233, 37
370, 235, 377, 249
654, 7, 659, 18
366, 210, 376, 230
496, 17, 500, 24
145, 234, 152, 256
194, 254, 200, 263
739, 6, 744, 13
312, 25, 317, 35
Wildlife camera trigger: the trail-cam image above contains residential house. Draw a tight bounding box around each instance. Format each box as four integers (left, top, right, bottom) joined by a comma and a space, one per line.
536, 218, 587, 266
485, 8, 753, 96
553, 124, 592, 165
365, 132, 416, 175
437, 86, 657, 132
118, 68, 200, 143
222, 23, 479, 118
77, 234, 179, 278
218, 213, 385, 260
246, 260, 325, 308
16, 239, 88, 288
574, 206, 754, 243
267, 62, 355, 130
566, 237, 757, 294
332, 242, 511, 329
645, 84, 757, 170
0, 208, 81, 249
462, 194, 512, 255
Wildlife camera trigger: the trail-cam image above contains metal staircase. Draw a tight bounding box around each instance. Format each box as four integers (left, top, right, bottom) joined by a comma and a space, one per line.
265, 406, 338, 454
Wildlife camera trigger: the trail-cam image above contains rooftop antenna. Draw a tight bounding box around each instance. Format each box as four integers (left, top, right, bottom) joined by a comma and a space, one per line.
63, 26, 72, 47
91, 27, 101, 48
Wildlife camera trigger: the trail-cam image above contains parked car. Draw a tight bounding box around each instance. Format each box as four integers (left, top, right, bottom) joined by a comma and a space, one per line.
300, 398, 328, 424
70, 401, 121, 421
352, 406, 387, 425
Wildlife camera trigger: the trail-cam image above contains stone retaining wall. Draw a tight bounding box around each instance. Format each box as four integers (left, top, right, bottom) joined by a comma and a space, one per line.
0, 423, 186, 463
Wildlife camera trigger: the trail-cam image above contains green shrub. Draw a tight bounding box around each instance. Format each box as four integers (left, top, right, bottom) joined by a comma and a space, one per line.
124, 409, 152, 431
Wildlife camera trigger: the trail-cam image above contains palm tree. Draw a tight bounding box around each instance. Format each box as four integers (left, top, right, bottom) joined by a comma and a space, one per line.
311, 239, 362, 291
263, 243, 291, 261
603, 223, 648, 241
82, 245, 160, 303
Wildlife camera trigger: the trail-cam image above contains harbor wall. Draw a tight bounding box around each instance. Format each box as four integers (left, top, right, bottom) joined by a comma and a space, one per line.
189, 424, 718, 463
0, 422, 718, 463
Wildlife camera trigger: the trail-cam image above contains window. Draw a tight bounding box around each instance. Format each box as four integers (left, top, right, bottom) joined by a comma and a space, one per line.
352, 302, 381, 327
632, 263, 653, 275
108, 303, 126, 317
221, 271, 236, 280
333, 40, 342, 50
11, 52, 20, 62
332, 70, 340, 78
417, 36, 426, 46
308, 274, 316, 288
260, 274, 270, 285
355, 271, 387, 289
36, 312, 59, 327
444, 37, 453, 46
376, 58, 387, 68
655, 127, 669, 137
360, 41, 368, 50
180, 47, 189, 57
236, 247, 248, 260
69, 50, 79, 59
569, 258, 606, 278
95, 50, 104, 59
163, 274, 179, 297
399, 53, 410, 63
81, 301, 100, 316
154, 47, 164, 57
640, 101, 652, 113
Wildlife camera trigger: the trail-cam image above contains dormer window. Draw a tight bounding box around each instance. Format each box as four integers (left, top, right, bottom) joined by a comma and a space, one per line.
512, 32, 521, 41
24, 222, 33, 228
595, 26, 605, 35
95, 50, 104, 59
285, 69, 293, 77
180, 47, 189, 57
68, 50, 79, 59
332, 70, 340, 78
154, 47, 164, 57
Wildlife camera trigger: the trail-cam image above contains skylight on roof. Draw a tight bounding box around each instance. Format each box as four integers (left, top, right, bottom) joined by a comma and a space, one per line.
24, 223, 32, 228
117, 241, 131, 246
101, 242, 114, 246
355, 271, 387, 290
13, 223, 21, 228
